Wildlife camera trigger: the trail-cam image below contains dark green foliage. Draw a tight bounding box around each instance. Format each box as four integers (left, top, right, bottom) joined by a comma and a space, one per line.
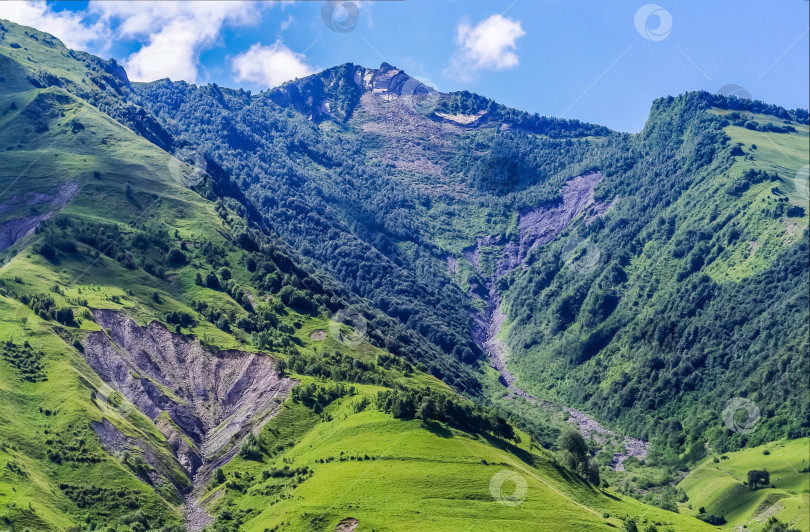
762, 517, 802, 532
19, 292, 57, 320
558, 429, 588, 457
503, 92, 809, 457
55, 306, 74, 325
1, 340, 46, 382
205, 271, 221, 289
261, 465, 311, 480
747, 469, 770, 490
57, 483, 178, 529
131, 76, 483, 394
238, 433, 263, 461
166, 248, 186, 264
726, 168, 777, 197
46, 428, 104, 464
557, 429, 600, 485
697, 514, 726, 525
291, 382, 355, 412
165, 310, 196, 329
375, 386, 519, 442
37, 242, 56, 261
435, 90, 611, 138
285, 349, 411, 386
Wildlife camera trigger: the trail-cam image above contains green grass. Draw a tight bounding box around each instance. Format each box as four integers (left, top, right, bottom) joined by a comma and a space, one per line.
678, 438, 810, 531
0, 294, 187, 530
211, 391, 718, 532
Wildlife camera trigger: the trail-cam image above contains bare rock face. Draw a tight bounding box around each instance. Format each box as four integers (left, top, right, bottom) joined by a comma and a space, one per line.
0, 180, 78, 253
355, 62, 433, 99
84, 310, 294, 478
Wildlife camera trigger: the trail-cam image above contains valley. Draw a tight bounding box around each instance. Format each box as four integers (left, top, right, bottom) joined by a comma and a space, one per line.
0, 17, 807, 532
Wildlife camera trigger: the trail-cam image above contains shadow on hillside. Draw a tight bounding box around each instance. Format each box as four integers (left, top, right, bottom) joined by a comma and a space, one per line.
479, 432, 536, 467
547, 458, 604, 495
422, 420, 453, 438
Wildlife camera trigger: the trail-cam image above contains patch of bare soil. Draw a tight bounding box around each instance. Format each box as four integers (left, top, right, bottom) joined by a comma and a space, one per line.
335, 517, 359, 532
434, 110, 487, 125
355, 92, 452, 177
0, 180, 78, 252
92, 418, 185, 489
310, 329, 327, 341
83, 310, 295, 531
446, 254, 459, 275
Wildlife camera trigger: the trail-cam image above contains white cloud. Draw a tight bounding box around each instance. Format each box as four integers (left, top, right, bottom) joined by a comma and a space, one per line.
447, 14, 526, 80
1, 1, 110, 51
2, 1, 267, 83
232, 41, 316, 89
90, 1, 263, 83
121, 19, 209, 82
280, 15, 294, 32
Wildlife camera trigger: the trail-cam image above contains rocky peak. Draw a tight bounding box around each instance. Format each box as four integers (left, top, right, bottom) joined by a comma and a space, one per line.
354, 62, 437, 99
267, 61, 439, 122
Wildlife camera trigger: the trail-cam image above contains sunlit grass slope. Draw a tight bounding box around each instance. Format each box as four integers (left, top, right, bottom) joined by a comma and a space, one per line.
678, 438, 809, 532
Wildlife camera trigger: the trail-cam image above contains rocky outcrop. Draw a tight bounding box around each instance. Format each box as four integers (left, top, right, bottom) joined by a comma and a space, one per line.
0, 180, 78, 252
85, 310, 294, 473
83, 310, 295, 529
354, 62, 435, 100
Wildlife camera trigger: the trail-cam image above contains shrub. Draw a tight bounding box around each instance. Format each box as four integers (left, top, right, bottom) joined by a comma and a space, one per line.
38, 243, 57, 261
698, 514, 726, 525
166, 248, 186, 265
205, 271, 220, 290
238, 434, 263, 461
56, 307, 74, 325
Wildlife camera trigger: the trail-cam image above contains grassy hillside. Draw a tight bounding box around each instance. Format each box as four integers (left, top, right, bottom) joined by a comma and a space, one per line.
204, 387, 717, 532
678, 438, 809, 531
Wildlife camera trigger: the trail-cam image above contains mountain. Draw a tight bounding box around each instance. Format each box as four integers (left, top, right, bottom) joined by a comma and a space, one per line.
129, 58, 809, 452
0, 18, 807, 532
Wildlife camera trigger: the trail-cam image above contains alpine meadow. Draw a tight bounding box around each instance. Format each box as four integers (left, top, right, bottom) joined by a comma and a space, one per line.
0, 2, 807, 532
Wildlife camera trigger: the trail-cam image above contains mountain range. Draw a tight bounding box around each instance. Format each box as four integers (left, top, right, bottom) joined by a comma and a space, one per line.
0, 19, 807, 532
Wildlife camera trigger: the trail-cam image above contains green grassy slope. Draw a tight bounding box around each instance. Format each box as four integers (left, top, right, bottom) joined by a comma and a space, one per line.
0, 19, 724, 531
206, 388, 717, 532
678, 438, 809, 531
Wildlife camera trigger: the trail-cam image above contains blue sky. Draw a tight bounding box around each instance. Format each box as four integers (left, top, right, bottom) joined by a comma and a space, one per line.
4, 0, 808, 132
